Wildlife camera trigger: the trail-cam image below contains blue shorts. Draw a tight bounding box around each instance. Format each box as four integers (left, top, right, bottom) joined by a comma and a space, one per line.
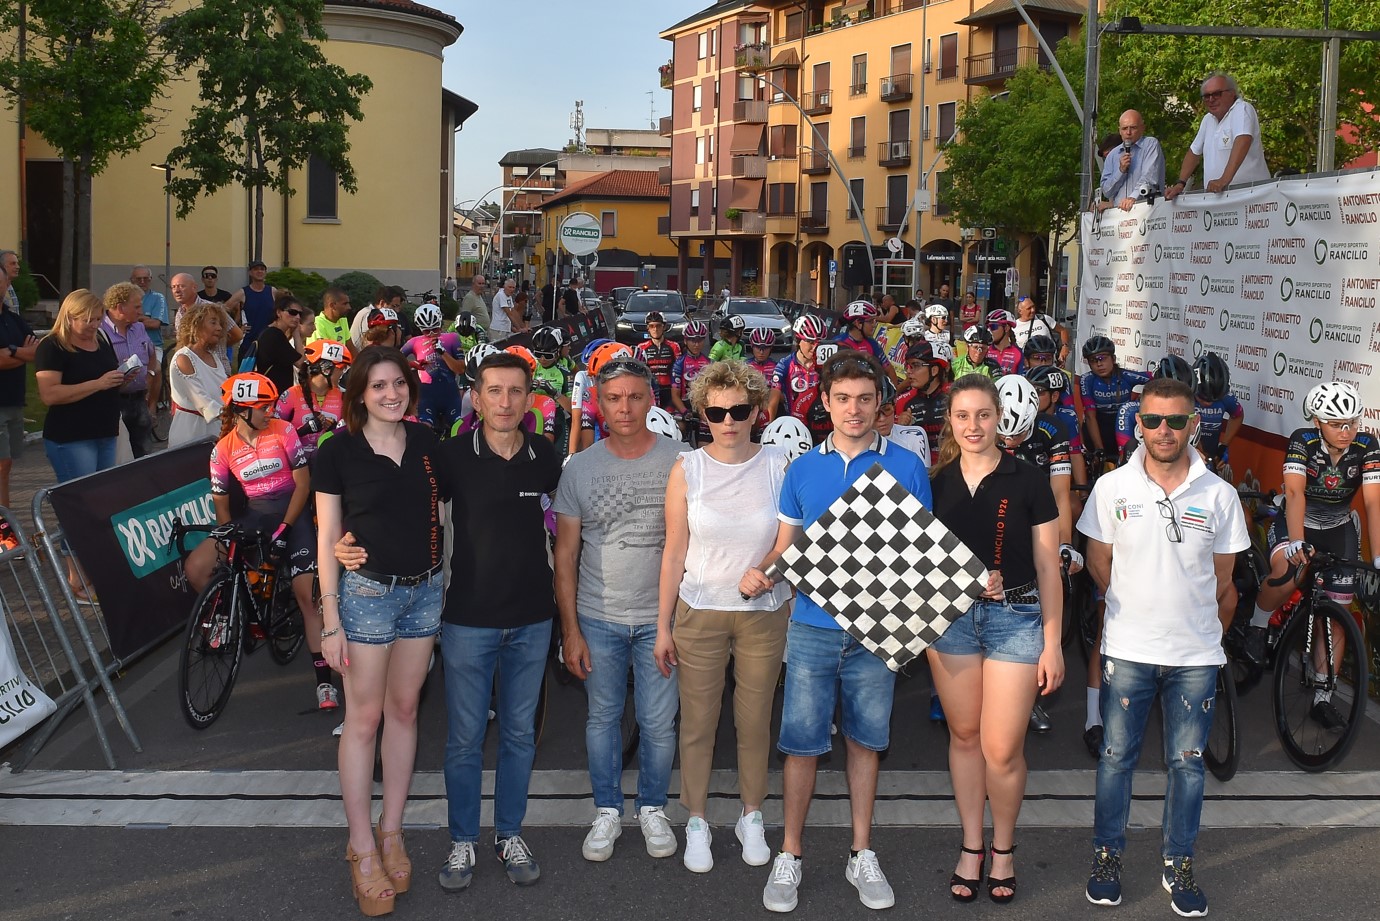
338, 568, 443, 645
777, 620, 897, 756
930, 599, 1045, 664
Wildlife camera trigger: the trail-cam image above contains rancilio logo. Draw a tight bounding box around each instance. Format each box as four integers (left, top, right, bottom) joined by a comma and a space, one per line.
1280, 277, 1295, 302
1224, 242, 1234, 264
1200, 274, 1211, 296
1203, 210, 1214, 232
1315, 239, 1328, 265
1135, 274, 1144, 292
1273, 351, 1288, 376
1153, 243, 1163, 263
1285, 201, 1298, 226
1193, 338, 1203, 358
1149, 302, 1161, 321
1309, 317, 1323, 343
1219, 309, 1230, 331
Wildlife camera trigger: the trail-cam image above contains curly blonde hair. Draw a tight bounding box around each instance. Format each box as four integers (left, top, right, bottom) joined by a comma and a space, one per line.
102, 282, 142, 314
688, 358, 770, 414
177, 303, 225, 351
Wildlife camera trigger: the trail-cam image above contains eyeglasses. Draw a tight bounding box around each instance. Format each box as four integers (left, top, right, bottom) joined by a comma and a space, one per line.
285, 309, 303, 318
202, 272, 217, 279
132, 276, 151, 283
1319, 419, 1358, 432
532, 350, 559, 361
827, 356, 878, 377
1089, 353, 1113, 362
703, 403, 753, 423
596, 358, 653, 383
1140, 413, 1193, 431
1201, 89, 1228, 101
1156, 497, 1184, 543
308, 361, 338, 376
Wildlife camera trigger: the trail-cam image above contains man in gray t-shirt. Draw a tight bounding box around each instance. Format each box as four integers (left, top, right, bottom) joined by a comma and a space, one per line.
553, 358, 682, 864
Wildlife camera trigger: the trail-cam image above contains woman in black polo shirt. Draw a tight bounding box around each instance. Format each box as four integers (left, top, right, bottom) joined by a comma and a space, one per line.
314, 347, 444, 915
927, 373, 1064, 905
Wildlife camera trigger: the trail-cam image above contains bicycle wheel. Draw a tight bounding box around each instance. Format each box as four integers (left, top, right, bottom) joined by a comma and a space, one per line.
178, 572, 245, 729
1272, 600, 1368, 772
1204, 666, 1239, 782
266, 569, 305, 666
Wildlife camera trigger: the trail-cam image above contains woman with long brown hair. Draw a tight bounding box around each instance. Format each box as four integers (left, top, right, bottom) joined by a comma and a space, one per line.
168, 302, 232, 448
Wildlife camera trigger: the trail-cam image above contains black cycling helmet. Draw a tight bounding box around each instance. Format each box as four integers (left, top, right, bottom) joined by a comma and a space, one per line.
645, 310, 666, 325
878, 376, 897, 407
1193, 352, 1230, 402
1024, 334, 1059, 358
963, 325, 994, 346
531, 326, 563, 359
1082, 335, 1115, 360
1024, 363, 1068, 393
721, 314, 746, 334
455, 311, 476, 336
1153, 353, 1195, 388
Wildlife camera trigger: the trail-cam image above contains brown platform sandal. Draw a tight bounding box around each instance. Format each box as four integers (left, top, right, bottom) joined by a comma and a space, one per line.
376, 824, 412, 895
346, 845, 395, 917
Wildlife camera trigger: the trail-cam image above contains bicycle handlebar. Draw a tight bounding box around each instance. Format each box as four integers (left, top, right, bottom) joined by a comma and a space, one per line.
1267, 544, 1375, 589
170, 517, 269, 556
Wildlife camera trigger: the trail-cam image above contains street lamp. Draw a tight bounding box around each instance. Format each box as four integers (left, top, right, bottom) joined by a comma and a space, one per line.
151, 162, 173, 297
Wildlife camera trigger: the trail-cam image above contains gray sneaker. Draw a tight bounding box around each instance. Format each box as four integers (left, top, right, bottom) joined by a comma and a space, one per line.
495, 835, 540, 886
438, 840, 476, 891
582, 808, 622, 862
763, 851, 802, 913
845, 848, 895, 909
638, 806, 678, 858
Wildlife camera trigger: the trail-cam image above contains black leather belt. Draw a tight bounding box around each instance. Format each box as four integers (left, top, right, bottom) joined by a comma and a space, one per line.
353, 563, 442, 588
1004, 580, 1040, 605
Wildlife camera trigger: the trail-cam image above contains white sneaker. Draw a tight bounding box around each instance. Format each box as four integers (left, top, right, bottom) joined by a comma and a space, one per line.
763, 851, 802, 913
582, 807, 621, 862
683, 816, 713, 872
845, 848, 895, 910
736, 810, 772, 866
638, 805, 678, 858
316, 683, 340, 710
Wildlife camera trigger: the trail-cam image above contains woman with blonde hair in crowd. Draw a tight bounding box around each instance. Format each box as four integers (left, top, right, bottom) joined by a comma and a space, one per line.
654, 359, 791, 873
168, 302, 231, 448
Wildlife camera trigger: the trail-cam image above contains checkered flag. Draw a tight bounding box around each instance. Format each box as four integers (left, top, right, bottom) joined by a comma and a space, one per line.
767, 462, 988, 671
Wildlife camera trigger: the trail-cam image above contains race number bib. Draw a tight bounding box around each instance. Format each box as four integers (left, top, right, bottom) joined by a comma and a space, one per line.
320, 342, 345, 364
816, 343, 839, 363
232, 378, 261, 403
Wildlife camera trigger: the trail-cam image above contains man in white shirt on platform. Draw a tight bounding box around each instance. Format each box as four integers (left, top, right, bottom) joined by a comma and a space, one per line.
1166, 73, 1270, 200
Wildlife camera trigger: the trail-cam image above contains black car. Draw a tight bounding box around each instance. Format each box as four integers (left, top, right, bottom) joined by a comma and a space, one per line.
615, 290, 695, 344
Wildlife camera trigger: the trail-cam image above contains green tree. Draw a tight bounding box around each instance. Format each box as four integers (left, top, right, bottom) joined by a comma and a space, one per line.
161, 0, 372, 261
0, 0, 169, 293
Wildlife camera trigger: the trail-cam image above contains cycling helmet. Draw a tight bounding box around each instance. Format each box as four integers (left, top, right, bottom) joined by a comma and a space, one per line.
454, 311, 477, 335
413, 303, 443, 331
1024, 334, 1059, 359
1081, 335, 1115, 360
466, 342, 502, 373
878, 376, 898, 407
1024, 363, 1068, 393
748, 327, 776, 347
683, 319, 710, 340
844, 300, 879, 322
996, 374, 1040, 438
721, 314, 747, 334
531, 326, 563, 359
924, 303, 949, 320
1153, 354, 1195, 388
367, 306, 400, 327
963, 325, 994, 346
793, 314, 827, 342
221, 372, 279, 409
904, 340, 947, 368
579, 337, 613, 366
505, 345, 537, 372
645, 310, 666, 325
986, 309, 1015, 327
1193, 352, 1230, 402
901, 317, 926, 339
1304, 381, 1362, 421
645, 405, 682, 440
303, 339, 351, 370
587, 341, 635, 377
760, 415, 813, 463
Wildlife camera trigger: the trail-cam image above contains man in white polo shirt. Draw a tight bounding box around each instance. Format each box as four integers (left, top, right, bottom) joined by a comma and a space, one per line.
1077, 376, 1247, 919
1165, 73, 1270, 199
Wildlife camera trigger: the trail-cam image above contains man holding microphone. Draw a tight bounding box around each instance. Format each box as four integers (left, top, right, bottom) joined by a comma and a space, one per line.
1100, 110, 1166, 211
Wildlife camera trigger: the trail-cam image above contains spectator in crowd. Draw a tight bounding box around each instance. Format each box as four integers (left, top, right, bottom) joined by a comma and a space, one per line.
130, 265, 169, 347
1166, 73, 1270, 199
554, 357, 683, 865
171, 272, 243, 347
443, 275, 457, 301
224, 259, 278, 346
0, 248, 38, 508
254, 294, 306, 392
167, 302, 231, 448
655, 360, 790, 874
540, 279, 555, 324
197, 266, 232, 304
1101, 110, 1166, 211
461, 275, 492, 332
350, 286, 405, 350
1012, 296, 1068, 361
310, 287, 353, 347
100, 282, 158, 459
958, 292, 981, 331
490, 277, 521, 337
562, 277, 584, 318
935, 283, 958, 313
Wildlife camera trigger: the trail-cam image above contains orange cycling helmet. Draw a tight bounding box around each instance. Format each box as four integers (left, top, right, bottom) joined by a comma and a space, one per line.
303, 339, 352, 368
221, 372, 279, 409
505, 344, 538, 372
587, 341, 634, 377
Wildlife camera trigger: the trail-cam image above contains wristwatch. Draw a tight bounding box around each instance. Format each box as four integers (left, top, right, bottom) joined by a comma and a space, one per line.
6, 345, 16, 358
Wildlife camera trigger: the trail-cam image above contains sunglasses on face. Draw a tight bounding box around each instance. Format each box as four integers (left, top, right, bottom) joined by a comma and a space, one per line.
1320, 419, 1357, 432
1140, 413, 1193, 431
1090, 353, 1113, 363
202, 273, 217, 279
308, 361, 338, 376
596, 358, 652, 383
1201, 89, 1227, 101
703, 403, 753, 423
830, 357, 877, 377
285, 309, 302, 318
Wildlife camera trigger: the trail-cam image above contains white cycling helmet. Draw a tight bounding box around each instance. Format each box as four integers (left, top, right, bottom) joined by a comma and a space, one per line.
844, 300, 880, 321
901, 317, 926, 339
413, 303, 443, 331
645, 405, 682, 441
760, 416, 813, 463
465, 342, 502, 373
996, 374, 1041, 439
793, 314, 827, 342
1304, 381, 1362, 421
924, 303, 949, 320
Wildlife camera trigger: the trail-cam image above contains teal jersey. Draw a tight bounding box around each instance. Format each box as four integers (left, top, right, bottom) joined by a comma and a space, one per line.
709, 340, 745, 362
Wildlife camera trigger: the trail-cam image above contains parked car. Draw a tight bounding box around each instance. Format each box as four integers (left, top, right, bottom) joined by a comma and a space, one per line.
609, 286, 639, 310
713, 297, 794, 349
615, 290, 693, 343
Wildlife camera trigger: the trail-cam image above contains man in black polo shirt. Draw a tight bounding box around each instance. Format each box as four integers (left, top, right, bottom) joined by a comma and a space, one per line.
0, 249, 38, 509
436, 351, 560, 892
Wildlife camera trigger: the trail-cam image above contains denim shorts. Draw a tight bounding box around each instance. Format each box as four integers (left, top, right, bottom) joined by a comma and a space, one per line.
777, 620, 897, 756
931, 598, 1045, 664
338, 568, 443, 645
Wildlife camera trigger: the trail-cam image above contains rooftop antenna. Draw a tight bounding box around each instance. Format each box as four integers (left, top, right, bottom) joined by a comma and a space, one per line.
569, 100, 586, 152
646, 90, 656, 129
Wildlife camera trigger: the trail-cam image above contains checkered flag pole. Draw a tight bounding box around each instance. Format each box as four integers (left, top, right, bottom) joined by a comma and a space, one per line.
766, 463, 989, 671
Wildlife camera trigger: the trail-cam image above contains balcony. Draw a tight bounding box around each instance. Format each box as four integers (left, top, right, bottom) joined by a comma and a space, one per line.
725, 210, 766, 234
876, 205, 907, 231
879, 73, 913, 102
802, 90, 833, 116
659, 115, 673, 136
734, 43, 769, 70
801, 210, 829, 233
766, 213, 796, 234
657, 215, 670, 235
659, 62, 673, 89
731, 155, 767, 179
802, 152, 831, 175
733, 99, 768, 123
878, 139, 911, 167
657, 165, 672, 186
849, 81, 868, 97
847, 144, 866, 160
965, 45, 1047, 86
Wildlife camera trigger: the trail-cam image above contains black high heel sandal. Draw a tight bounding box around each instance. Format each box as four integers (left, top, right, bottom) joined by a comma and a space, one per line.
988, 844, 1017, 904
950, 844, 985, 903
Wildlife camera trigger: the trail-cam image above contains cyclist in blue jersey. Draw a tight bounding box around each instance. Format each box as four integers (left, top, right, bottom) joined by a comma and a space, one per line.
1079, 336, 1148, 463
1025, 363, 1087, 494
835, 301, 900, 383
1191, 353, 1242, 473
1115, 355, 1193, 463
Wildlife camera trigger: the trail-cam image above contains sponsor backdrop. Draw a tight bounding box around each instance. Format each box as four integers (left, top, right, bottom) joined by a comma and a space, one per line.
1078, 168, 1380, 438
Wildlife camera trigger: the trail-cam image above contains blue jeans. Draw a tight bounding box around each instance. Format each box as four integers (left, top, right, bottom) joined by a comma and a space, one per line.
44, 437, 117, 483
580, 614, 679, 813
1093, 655, 1217, 858
441, 619, 552, 843
777, 620, 897, 756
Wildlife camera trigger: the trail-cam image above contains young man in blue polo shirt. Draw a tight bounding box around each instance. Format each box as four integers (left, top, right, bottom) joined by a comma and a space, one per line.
741, 350, 932, 913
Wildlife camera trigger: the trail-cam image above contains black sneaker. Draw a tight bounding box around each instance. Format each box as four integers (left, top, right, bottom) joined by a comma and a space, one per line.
1241, 625, 1269, 666
1083, 725, 1104, 760
1029, 703, 1053, 732
1310, 699, 1345, 731
496, 835, 541, 886
1162, 856, 1208, 917
1085, 847, 1122, 906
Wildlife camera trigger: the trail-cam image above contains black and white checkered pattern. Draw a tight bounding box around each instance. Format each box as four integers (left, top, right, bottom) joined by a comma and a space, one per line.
768, 462, 988, 671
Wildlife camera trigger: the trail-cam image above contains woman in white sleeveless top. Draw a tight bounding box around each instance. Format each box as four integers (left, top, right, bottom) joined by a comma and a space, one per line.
654, 359, 791, 874
168, 303, 231, 448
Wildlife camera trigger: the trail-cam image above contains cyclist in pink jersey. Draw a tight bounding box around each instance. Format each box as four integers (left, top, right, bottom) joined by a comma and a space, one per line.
276, 339, 348, 457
